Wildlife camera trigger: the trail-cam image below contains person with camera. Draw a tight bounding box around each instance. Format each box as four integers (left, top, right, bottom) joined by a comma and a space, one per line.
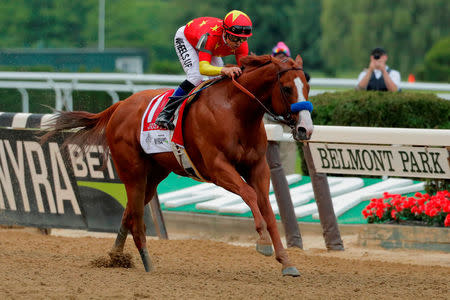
356, 47, 401, 92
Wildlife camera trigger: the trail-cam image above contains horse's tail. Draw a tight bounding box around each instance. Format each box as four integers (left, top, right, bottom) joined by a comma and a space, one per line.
41, 101, 122, 165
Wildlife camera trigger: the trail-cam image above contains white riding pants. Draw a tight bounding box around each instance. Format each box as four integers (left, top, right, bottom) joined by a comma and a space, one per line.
174, 26, 224, 86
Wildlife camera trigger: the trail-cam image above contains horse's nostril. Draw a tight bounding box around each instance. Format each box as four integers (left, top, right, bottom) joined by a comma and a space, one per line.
297, 127, 306, 136
294, 126, 311, 141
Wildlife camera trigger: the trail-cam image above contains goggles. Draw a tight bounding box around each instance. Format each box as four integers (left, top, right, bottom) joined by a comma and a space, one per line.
227, 25, 252, 36
224, 24, 252, 36
227, 34, 247, 43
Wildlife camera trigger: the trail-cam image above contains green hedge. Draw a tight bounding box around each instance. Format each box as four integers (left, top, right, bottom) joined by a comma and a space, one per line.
297, 91, 450, 193
309, 90, 450, 128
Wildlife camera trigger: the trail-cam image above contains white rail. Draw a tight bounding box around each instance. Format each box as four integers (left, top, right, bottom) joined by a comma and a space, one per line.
0, 71, 449, 112
308, 126, 450, 146
268, 124, 450, 147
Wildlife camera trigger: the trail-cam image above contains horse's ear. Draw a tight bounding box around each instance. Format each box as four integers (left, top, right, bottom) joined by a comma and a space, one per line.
240, 54, 272, 68
295, 54, 303, 67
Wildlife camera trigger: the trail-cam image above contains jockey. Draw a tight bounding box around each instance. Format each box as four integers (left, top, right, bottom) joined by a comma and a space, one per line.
271, 41, 310, 82
155, 10, 253, 130
271, 41, 290, 59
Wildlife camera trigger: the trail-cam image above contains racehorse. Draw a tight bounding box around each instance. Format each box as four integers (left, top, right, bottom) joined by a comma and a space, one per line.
42, 54, 313, 276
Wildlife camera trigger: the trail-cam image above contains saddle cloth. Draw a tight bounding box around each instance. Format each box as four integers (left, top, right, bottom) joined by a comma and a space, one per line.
140, 89, 207, 182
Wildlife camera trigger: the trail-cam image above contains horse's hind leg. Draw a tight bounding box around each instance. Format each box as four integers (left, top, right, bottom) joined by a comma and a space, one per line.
120, 178, 153, 272
110, 179, 151, 271
110, 159, 169, 272
111, 224, 128, 253
108, 143, 153, 271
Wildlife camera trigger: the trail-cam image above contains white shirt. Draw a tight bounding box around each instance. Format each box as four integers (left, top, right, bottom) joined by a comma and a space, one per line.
357, 66, 401, 88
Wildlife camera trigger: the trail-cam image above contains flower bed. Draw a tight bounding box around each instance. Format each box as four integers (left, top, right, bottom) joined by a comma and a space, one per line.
362, 191, 450, 227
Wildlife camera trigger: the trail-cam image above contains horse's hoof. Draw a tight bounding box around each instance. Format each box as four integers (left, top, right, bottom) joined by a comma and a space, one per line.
139, 248, 153, 272
256, 243, 274, 256
282, 266, 300, 277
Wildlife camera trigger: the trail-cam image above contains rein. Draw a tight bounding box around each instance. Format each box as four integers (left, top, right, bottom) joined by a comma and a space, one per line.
231, 76, 289, 126
231, 66, 304, 128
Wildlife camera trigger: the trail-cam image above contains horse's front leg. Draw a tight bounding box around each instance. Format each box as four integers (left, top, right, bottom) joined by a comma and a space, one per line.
208, 155, 267, 244
248, 159, 300, 277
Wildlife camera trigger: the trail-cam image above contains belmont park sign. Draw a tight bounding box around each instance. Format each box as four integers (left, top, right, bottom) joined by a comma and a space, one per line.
310, 143, 450, 179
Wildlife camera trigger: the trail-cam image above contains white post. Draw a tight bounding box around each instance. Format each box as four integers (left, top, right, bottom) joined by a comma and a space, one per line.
18, 88, 29, 113
98, 0, 105, 52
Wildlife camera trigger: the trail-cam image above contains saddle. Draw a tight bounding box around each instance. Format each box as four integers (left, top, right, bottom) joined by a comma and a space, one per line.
140, 80, 217, 182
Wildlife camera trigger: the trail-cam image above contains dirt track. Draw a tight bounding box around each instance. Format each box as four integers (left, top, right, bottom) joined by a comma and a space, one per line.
0, 227, 449, 299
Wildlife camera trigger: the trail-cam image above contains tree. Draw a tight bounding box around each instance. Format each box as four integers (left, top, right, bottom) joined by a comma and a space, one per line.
321, 0, 450, 76
0, 0, 96, 48
421, 37, 450, 82
285, 0, 323, 70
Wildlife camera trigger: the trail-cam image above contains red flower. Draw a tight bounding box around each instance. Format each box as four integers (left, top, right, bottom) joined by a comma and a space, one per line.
443, 202, 450, 213
362, 209, 372, 218
445, 214, 450, 227
376, 208, 384, 219
362, 190, 449, 226
426, 208, 439, 217
391, 210, 397, 219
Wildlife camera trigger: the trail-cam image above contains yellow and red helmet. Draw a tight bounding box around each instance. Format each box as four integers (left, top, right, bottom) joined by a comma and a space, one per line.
223, 10, 252, 37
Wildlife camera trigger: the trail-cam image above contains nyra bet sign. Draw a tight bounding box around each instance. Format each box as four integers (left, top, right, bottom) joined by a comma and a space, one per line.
310, 143, 450, 179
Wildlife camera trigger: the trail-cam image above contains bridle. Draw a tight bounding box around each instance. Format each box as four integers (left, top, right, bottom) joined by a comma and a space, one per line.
231, 63, 305, 129
277, 67, 304, 126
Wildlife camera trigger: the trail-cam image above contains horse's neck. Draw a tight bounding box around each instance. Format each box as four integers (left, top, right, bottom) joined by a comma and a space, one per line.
240, 64, 277, 99
231, 65, 277, 122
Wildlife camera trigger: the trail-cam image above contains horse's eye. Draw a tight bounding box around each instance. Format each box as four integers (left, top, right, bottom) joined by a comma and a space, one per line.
282, 86, 292, 95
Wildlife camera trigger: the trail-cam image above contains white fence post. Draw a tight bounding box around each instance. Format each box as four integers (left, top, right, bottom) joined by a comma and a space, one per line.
18, 88, 29, 113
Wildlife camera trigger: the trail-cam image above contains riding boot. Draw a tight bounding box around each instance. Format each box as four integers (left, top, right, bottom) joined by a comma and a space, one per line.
155, 80, 195, 130
155, 96, 183, 130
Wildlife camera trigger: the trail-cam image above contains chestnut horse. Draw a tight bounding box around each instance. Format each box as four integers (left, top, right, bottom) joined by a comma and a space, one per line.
43, 54, 313, 276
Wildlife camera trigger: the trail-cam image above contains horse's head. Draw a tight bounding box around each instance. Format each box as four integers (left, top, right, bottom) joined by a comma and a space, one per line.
269, 55, 313, 141
238, 54, 313, 141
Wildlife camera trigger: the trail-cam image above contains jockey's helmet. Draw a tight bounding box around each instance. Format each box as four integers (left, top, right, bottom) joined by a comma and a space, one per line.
272, 41, 291, 57
223, 10, 252, 37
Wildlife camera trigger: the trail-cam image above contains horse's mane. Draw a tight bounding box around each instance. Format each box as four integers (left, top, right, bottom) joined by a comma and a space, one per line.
239, 54, 309, 84
240, 55, 273, 73
240, 54, 301, 75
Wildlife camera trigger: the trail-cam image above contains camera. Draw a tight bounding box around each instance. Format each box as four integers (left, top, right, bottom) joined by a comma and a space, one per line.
373, 54, 381, 60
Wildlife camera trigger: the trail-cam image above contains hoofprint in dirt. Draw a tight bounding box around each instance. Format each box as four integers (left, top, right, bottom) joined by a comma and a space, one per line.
0, 227, 449, 299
